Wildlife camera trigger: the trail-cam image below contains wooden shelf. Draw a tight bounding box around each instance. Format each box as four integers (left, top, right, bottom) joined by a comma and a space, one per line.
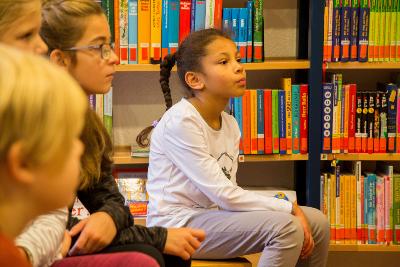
326, 61, 400, 70
321, 153, 400, 161
113, 147, 308, 164
329, 244, 400, 252
115, 59, 310, 72
238, 154, 308, 162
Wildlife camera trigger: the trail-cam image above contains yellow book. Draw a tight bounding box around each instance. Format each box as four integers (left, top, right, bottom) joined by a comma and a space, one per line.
330, 172, 337, 244
282, 78, 292, 154
350, 174, 357, 244
250, 90, 258, 154
150, 0, 161, 63
336, 174, 345, 244
344, 174, 351, 244
138, 0, 151, 64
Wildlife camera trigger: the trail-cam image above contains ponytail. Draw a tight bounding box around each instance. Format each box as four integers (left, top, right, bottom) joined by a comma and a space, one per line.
136, 54, 176, 147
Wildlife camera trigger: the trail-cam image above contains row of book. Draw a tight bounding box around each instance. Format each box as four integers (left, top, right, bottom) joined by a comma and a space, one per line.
322, 74, 400, 154
89, 90, 113, 137
99, 0, 264, 65
323, 0, 400, 63
230, 79, 309, 155
222, 3, 264, 63
320, 161, 400, 244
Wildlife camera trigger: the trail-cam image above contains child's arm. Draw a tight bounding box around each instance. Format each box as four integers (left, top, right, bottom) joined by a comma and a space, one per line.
15, 208, 68, 267
163, 115, 293, 213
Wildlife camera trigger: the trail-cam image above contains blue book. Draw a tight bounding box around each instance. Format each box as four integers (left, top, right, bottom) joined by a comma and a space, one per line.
257, 89, 264, 154
222, 8, 232, 35
194, 0, 206, 31
386, 83, 397, 153
357, 2, 369, 62
231, 8, 240, 47
365, 172, 377, 244
291, 84, 300, 154
322, 83, 333, 153
229, 97, 234, 115
349, 0, 359, 61
190, 0, 196, 32
234, 97, 244, 154
238, 8, 248, 63
332, 1, 341, 62
340, 2, 351, 62
246, 0, 254, 63
168, 0, 179, 54
128, 0, 138, 64
161, 0, 169, 59
278, 90, 286, 154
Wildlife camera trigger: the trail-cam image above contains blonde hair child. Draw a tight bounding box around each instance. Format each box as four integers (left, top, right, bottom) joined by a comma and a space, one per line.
0, 44, 86, 265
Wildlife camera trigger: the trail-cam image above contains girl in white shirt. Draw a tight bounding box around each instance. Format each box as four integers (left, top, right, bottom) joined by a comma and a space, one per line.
138, 28, 330, 267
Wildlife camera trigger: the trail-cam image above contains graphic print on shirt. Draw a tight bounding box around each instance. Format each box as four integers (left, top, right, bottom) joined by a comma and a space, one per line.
215, 152, 234, 180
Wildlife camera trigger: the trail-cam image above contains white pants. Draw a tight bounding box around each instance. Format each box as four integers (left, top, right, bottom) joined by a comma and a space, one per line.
185, 206, 329, 267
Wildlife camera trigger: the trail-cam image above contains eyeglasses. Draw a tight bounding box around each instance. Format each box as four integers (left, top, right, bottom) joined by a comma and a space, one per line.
63, 43, 114, 60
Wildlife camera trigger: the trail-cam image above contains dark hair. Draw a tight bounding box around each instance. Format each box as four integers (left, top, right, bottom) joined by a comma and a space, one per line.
136, 28, 232, 147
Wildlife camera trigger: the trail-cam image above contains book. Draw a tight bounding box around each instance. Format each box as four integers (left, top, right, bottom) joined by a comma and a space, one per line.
256, 89, 264, 154
283, 78, 292, 154
322, 83, 333, 153
264, 89, 272, 154
292, 84, 300, 154
358, 0, 370, 62
116, 172, 148, 216
131, 145, 150, 157
278, 90, 287, 154
150, 0, 162, 63
246, 0, 254, 63
300, 84, 309, 154
138, 0, 151, 63
128, 0, 138, 64
340, 0, 351, 62
179, 0, 191, 44
120, 0, 129, 64
272, 90, 279, 154
253, 0, 263, 62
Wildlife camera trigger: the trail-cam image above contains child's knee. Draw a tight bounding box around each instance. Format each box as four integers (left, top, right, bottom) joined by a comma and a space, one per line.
276, 215, 304, 248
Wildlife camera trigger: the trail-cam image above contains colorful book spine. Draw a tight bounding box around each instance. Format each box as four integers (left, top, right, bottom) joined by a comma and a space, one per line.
213, 0, 222, 29
120, 0, 129, 64
330, 171, 337, 243
168, 0, 179, 54
283, 78, 292, 154
354, 161, 363, 244
397, 88, 400, 152
190, 0, 196, 32
278, 90, 287, 154
246, 0, 254, 63
250, 90, 258, 154
327, 0, 334, 62
161, 0, 169, 60
234, 97, 243, 154
238, 8, 248, 63
102, 0, 115, 43
242, 90, 251, 154
292, 85, 300, 154
373, 0, 380, 61
103, 88, 113, 137
378, 0, 385, 61
194, 0, 206, 31
355, 91, 363, 153
138, 0, 151, 63
332, 0, 342, 62
222, 8, 231, 34
300, 84, 308, 154
358, 0, 370, 62
397, 0, 400, 61
322, 83, 333, 153
336, 166, 344, 243
340, 0, 351, 61
344, 174, 351, 244
179, 0, 191, 45
390, 0, 397, 61
150, 0, 162, 63
272, 90, 279, 154
387, 84, 397, 152
374, 92, 381, 153
257, 89, 264, 154
264, 89, 272, 154
376, 175, 385, 244
348, 84, 357, 153
367, 92, 375, 153
340, 82, 346, 152
231, 8, 240, 46
361, 92, 368, 153
253, 0, 263, 62
332, 74, 342, 153
128, 0, 138, 64
368, 0, 376, 62
365, 172, 377, 244
393, 173, 400, 244
380, 91, 388, 152
384, 0, 392, 61
324, 0, 330, 61
343, 84, 350, 153
205, 0, 214, 28
350, 0, 359, 61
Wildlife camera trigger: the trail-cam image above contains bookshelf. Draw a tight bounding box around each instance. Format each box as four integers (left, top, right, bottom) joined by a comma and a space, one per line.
329, 244, 400, 252
326, 62, 400, 70
321, 153, 400, 161
116, 59, 310, 72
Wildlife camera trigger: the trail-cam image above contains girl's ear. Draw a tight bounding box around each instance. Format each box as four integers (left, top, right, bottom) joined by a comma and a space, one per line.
185, 71, 205, 91
49, 49, 71, 69
6, 142, 35, 186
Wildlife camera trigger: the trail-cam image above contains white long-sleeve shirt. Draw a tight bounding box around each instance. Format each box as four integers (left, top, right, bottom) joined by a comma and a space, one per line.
15, 208, 67, 267
146, 98, 292, 228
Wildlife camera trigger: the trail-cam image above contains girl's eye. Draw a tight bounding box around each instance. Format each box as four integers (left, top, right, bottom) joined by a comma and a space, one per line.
236, 58, 241, 63
18, 31, 34, 41
219, 60, 228, 65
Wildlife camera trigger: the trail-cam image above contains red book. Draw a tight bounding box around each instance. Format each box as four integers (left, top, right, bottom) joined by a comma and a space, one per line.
264, 89, 272, 154
242, 90, 251, 154
179, 0, 191, 44
300, 84, 308, 154
348, 84, 357, 153
213, 0, 223, 29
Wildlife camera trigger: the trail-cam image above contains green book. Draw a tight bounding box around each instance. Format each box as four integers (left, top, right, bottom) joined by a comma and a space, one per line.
253, 0, 263, 62
101, 0, 115, 43
369, 0, 376, 62
385, 0, 391, 61
393, 173, 400, 244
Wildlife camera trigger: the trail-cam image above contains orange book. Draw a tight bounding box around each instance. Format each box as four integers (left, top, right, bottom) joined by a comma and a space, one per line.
264, 89, 272, 154
282, 78, 292, 154
150, 0, 162, 63
138, 0, 151, 64
114, 0, 120, 64
242, 90, 251, 154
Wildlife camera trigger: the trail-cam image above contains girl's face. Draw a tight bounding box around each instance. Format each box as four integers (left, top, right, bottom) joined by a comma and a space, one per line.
198, 37, 246, 99
31, 138, 83, 212
67, 14, 118, 95
0, 1, 47, 55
